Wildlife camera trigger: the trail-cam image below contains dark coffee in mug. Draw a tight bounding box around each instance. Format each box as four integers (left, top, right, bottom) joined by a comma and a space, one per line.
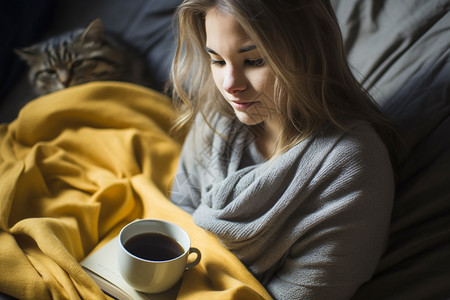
124, 232, 184, 261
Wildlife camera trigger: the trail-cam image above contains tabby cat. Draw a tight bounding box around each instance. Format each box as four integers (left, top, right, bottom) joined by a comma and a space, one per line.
15, 19, 147, 95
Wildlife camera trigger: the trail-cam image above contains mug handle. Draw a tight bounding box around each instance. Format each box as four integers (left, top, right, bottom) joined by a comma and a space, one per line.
186, 247, 201, 269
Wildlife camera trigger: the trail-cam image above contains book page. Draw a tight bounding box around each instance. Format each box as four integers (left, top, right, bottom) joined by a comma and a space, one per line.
80, 236, 180, 300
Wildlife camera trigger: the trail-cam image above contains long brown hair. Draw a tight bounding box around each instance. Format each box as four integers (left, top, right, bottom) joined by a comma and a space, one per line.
170, 0, 400, 165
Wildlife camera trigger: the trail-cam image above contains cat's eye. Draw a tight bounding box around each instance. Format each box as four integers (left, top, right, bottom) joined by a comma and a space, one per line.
43, 69, 57, 77
72, 60, 84, 69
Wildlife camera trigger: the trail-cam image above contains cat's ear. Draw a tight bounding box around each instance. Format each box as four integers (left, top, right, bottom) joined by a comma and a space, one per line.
80, 18, 104, 45
14, 46, 39, 64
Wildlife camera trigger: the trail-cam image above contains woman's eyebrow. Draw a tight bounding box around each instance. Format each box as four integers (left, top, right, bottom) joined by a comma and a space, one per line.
205, 45, 258, 55
238, 45, 257, 53
205, 47, 218, 55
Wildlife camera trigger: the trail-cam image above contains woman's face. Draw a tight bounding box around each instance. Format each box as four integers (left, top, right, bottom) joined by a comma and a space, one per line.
205, 8, 277, 126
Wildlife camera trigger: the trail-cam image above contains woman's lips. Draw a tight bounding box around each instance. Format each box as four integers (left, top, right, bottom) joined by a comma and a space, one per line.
230, 100, 256, 110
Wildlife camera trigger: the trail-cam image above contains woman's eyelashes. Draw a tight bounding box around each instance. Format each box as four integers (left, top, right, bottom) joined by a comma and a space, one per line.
210, 59, 226, 66
246, 58, 265, 67
210, 58, 265, 67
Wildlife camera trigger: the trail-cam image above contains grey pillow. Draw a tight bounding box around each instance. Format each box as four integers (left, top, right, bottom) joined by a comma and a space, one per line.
332, 0, 450, 298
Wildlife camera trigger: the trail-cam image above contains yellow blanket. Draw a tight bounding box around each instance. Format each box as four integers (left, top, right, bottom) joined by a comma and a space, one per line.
0, 82, 272, 300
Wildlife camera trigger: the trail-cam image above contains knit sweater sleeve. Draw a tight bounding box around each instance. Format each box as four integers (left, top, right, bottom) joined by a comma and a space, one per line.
169, 113, 221, 213
264, 125, 395, 299
169, 124, 203, 214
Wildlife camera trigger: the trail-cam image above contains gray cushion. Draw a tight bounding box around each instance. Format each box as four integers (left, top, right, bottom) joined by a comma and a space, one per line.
331, 0, 450, 298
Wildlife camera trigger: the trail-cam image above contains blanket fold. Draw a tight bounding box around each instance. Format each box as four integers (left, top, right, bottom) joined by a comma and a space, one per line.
0, 82, 271, 300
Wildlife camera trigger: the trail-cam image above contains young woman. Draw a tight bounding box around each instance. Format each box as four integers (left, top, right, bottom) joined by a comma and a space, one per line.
169, 0, 399, 298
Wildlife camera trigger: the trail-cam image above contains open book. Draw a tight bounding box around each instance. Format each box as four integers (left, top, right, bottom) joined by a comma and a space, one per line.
80, 236, 181, 300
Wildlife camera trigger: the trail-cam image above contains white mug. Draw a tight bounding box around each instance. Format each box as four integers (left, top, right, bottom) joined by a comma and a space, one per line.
118, 219, 201, 293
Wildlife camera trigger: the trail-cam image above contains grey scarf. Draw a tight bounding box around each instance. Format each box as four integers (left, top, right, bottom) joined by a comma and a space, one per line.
176, 114, 394, 298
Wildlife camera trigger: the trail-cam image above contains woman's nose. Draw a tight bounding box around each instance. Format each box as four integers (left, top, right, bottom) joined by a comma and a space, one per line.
222, 67, 246, 95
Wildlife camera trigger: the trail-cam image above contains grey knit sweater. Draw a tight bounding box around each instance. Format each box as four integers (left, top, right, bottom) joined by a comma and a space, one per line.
170, 113, 394, 299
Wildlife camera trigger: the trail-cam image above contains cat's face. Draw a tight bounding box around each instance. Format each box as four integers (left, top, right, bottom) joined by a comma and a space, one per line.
15, 19, 127, 95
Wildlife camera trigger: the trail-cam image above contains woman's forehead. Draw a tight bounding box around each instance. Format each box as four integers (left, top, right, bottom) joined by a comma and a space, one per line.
205, 8, 254, 52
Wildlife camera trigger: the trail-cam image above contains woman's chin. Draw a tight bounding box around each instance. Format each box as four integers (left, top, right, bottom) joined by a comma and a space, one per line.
234, 111, 265, 126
